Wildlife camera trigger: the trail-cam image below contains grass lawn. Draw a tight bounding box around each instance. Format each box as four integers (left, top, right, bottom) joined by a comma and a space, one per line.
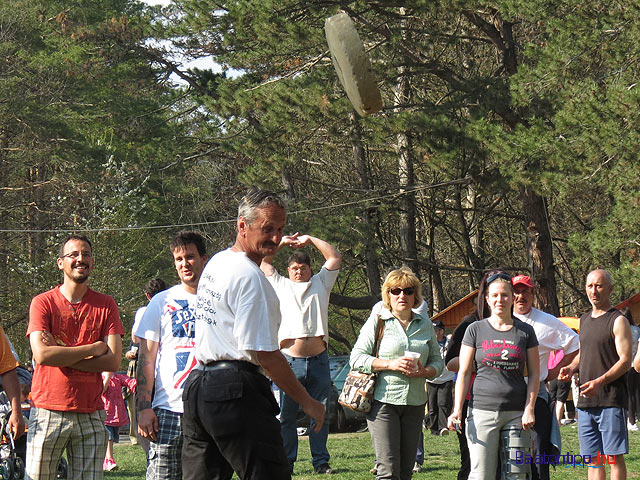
108, 425, 640, 479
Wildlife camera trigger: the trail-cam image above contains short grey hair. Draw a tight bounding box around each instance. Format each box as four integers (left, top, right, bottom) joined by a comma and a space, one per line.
587, 268, 613, 287
237, 188, 286, 225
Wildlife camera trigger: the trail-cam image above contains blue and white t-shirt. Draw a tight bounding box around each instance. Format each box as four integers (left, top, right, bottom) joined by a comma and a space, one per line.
135, 284, 197, 413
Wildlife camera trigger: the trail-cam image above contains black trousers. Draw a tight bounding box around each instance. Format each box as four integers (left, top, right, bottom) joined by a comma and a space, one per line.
531, 396, 553, 480
181, 367, 291, 480
457, 400, 471, 480
427, 381, 453, 434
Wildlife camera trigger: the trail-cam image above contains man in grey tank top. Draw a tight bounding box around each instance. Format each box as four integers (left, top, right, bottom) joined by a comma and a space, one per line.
559, 269, 632, 480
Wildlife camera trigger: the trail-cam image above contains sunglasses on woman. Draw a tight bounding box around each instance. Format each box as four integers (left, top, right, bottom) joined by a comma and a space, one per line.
389, 287, 415, 296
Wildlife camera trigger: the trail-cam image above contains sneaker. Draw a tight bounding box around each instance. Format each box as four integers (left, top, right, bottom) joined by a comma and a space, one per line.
413, 462, 421, 473
103, 458, 117, 472
628, 422, 639, 432
314, 464, 336, 474
439, 427, 449, 436
370, 466, 378, 475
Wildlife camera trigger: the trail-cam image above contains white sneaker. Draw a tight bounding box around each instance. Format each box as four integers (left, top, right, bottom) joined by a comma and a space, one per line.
628, 422, 639, 431
412, 462, 421, 473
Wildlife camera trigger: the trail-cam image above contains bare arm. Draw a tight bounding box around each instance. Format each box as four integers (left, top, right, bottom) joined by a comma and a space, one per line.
579, 315, 632, 398
447, 344, 474, 429
522, 346, 540, 430
136, 338, 159, 441
30, 330, 108, 367
296, 235, 342, 270
68, 334, 122, 372
260, 234, 300, 276
547, 350, 578, 381
0, 369, 24, 439
257, 349, 325, 432
558, 351, 580, 382
634, 340, 640, 373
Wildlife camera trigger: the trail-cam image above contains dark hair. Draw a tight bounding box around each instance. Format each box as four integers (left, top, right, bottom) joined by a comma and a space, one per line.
237, 188, 285, 225
170, 231, 207, 257
143, 277, 167, 298
58, 235, 92, 257
620, 307, 635, 326
287, 251, 311, 267
476, 269, 510, 319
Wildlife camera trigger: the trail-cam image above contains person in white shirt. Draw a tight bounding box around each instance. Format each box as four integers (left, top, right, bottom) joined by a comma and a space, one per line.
135, 232, 208, 480
260, 234, 341, 475
181, 189, 325, 480
125, 277, 166, 452
511, 274, 579, 480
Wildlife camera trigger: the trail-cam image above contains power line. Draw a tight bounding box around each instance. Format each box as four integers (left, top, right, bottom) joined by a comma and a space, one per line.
0, 177, 471, 233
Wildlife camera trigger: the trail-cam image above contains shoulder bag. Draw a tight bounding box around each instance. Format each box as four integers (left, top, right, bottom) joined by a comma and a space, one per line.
338, 315, 386, 413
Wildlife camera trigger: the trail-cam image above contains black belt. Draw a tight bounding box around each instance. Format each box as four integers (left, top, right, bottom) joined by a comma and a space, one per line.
201, 360, 259, 373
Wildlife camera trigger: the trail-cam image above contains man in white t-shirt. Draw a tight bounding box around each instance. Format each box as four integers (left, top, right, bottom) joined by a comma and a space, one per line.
512, 274, 579, 480
135, 232, 208, 480
182, 189, 325, 480
260, 234, 341, 475
125, 277, 166, 451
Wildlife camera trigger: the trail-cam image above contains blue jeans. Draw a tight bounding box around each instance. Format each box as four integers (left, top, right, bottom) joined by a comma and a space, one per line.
280, 350, 331, 469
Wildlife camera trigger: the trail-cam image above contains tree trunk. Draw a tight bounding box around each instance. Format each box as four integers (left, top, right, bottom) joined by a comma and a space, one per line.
349, 112, 381, 295
521, 187, 560, 315
393, 65, 419, 276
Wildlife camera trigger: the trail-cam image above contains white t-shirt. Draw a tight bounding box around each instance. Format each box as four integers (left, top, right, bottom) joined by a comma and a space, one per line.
134, 285, 197, 413
266, 264, 339, 347
194, 249, 281, 366
514, 307, 579, 381
132, 306, 146, 338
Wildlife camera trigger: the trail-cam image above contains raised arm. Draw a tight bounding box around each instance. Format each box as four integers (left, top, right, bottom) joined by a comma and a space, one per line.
260, 233, 300, 276
296, 235, 341, 271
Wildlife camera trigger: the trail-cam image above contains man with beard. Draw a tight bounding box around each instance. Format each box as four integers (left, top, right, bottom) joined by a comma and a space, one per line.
27, 235, 124, 480
136, 232, 208, 479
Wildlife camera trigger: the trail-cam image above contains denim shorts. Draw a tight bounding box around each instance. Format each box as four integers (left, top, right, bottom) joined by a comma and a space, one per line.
105, 425, 120, 443
577, 406, 628, 456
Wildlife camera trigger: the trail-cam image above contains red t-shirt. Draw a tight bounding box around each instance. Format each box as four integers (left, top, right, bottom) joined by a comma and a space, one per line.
27, 286, 124, 412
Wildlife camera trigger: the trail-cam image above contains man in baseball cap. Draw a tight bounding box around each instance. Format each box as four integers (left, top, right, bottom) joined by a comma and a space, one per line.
511, 274, 579, 480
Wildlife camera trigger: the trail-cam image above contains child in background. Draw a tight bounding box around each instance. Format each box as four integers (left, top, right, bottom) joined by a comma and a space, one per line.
101, 372, 137, 471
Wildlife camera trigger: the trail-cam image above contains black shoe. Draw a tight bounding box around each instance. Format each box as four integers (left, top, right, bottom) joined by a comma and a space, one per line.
315, 464, 336, 474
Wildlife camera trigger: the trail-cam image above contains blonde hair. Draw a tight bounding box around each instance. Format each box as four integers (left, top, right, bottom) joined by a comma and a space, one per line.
381, 267, 423, 311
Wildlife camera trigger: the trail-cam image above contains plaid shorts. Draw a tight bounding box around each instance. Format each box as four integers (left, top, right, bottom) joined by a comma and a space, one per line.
147, 408, 183, 480
26, 407, 107, 480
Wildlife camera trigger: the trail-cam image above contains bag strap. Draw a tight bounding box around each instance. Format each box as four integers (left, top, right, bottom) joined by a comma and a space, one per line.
371, 315, 386, 357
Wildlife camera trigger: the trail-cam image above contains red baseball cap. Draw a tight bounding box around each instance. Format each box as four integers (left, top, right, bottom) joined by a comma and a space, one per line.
512, 275, 533, 288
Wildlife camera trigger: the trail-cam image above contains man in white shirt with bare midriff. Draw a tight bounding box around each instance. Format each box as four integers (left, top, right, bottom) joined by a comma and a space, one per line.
260, 234, 341, 475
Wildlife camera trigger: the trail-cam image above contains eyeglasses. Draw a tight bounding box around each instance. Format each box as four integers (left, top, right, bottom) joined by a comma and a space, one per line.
389, 287, 415, 296
60, 251, 93, 259
486, 272, 511, 285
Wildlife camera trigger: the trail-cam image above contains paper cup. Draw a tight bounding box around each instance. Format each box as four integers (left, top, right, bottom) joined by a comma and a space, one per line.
404, 351, 420, 371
